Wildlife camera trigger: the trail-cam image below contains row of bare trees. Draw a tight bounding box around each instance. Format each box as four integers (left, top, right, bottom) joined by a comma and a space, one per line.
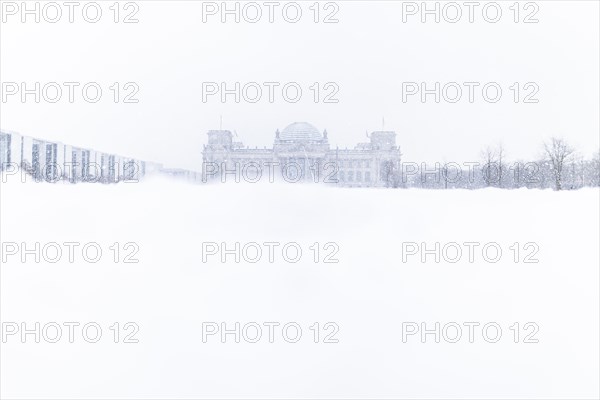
480, 138, 584, 190
383, 137, 599, 190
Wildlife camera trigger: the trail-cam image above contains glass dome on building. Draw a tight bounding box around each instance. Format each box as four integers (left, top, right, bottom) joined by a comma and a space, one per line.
279, 122, 322, 141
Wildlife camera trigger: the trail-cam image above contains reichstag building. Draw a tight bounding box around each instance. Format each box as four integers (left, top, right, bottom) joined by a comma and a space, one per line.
201, 122, 401, 187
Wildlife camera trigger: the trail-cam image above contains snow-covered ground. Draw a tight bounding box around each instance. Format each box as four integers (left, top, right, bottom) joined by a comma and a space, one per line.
1, 177, 599, 399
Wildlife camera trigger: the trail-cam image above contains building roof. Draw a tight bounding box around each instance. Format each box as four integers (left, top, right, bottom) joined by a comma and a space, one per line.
280, 122, 322, 141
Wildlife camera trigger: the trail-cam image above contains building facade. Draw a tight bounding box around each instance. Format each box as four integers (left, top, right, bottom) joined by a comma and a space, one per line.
202, 122, 401, 187
0, 130, 165, 183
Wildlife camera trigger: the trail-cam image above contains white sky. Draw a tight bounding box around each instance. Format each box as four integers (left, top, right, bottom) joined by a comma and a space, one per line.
1, 0, 599, 170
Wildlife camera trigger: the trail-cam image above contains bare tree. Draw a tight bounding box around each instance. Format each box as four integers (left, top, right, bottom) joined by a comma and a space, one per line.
543, 137, 574, 190
481, 146, 496, 187
591, 151, 600, 187
568, 154, 584, 189
381, 160, 400, 188
441, 161, 449, 189
497, 143, 505, 188
480, 144, 504, 187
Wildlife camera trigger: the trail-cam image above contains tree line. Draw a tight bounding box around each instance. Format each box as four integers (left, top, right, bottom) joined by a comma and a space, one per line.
382, 137, 600, 190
